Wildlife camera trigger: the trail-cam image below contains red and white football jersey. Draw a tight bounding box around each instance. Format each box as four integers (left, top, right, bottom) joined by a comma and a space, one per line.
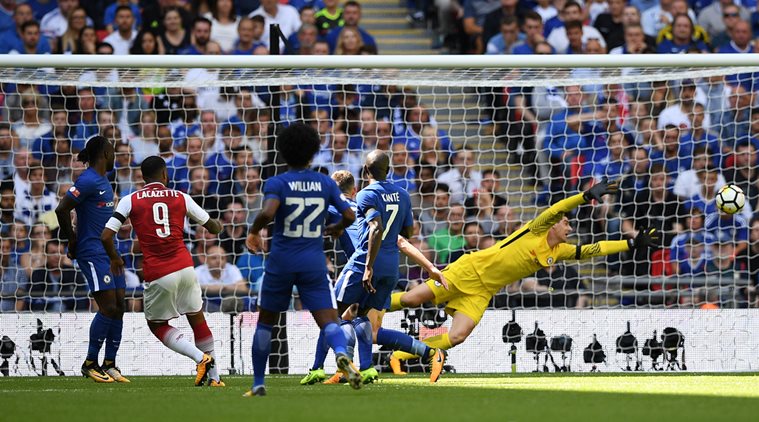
106, 182, 210, 282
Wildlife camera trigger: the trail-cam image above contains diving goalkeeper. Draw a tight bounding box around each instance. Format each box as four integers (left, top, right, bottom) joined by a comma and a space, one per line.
388, 180, 659, 363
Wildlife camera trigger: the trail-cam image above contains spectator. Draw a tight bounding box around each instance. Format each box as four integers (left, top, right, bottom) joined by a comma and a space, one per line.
179, 16, 213, 55
55, 6, 87, 53
620, 164, 685, 275
563, 19, 584, 54
464, 168, 507, 211
514, 10, 549, 54
249, 0, 301, 51
726, 141, 759, 211
388, 142, 417, 192
642, 0, 696, 38
586, 131, 631, 182
129, 110, 160, 164
10, 20, 46, 55
611, 23, 656, 54
31, 108, 68, 164
205, 122, 240, 196
450, 221, 485, 262
103, 0, 141, 33
0, 237, 26, 312
0, 182, 13, 232
0, 4, 51, 54
24, 240, 85, 312
325, 1, 377, 53
427, 204, 466, 265
188, 167, 220, 220
687, 164, 749, 220
547, 2, 605, 54
232, 16, 265, 55
534, 0, 557, 23
14, 165, 57, 225
192, 224, 218, 267
698, 0, 750, 41
103, 5, 137, 55
113, 142, 137, 197
0, 124, 13, 180
718, 83, 752, 146
18, 223, 50, 278
705, 211, 749, 258
348, 108, 391, 153
233, 165, 263, 224
419, 182, 451, 236
204, 0, 239, 53
335, 26, 363, 55
657, 79, 703, 131
12, 89, 49, 150
40, 0, 92, 39
436, 148, 483, 205
196, 245, 249, 312
70, 87, 98, 152
715, 20, 753, 83
482, 0, 519, 50
76, 24, 97, 54
315, 0, 343, 36
704, 241, 745, 306
486, 15, 521, 54
674, 145, 727, 200
417, 126, 448, 168
462, 0, 502, 53
656, 14, 710, 53
594, 0, 626, 50
312, 130, 362, 177
670, 209, 707, 273
219, 199, 249, 261
198, 110, 220, 151
681, 103, 720, 162
746, 217, 759, 306
492, 204, 520, 239
649, 124, 693, 176
469, 190, 499, 234
160, 7, 191, 55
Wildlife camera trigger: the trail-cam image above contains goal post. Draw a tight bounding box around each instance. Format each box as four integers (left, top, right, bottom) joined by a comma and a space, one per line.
0, 54, 758, 376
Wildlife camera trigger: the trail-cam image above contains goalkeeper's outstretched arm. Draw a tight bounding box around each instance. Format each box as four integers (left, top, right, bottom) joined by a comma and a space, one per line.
561, 227, 661, 261
528, 179, 620, 235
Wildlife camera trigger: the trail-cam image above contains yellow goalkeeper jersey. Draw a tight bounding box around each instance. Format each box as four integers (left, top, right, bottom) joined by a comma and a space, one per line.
468, 193, 630, 295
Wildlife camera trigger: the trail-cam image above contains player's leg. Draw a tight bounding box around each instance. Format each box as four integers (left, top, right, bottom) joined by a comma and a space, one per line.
100, 285, 128, 382
390, 280, 438, 311
80, 258, 121, 383
303, 301, 352, 385
145, 268, 212, 386
246, 271, 292, 396
301, 271, 361, 390
179, 267, 223, 386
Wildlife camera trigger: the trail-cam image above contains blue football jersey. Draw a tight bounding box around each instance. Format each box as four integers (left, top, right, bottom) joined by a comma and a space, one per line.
66, 167, 115, 260
328, 196, 360, 259
265, 169, 350, 272
350, 180, 413, 277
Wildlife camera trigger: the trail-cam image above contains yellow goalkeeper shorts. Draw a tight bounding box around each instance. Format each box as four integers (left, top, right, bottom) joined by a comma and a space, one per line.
425, 254, 491, 325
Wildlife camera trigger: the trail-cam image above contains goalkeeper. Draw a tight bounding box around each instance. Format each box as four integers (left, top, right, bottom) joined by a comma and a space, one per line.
389, 180, 660, 362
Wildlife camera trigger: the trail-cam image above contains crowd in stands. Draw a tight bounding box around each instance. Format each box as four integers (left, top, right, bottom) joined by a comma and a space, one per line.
0, 0, 758, 313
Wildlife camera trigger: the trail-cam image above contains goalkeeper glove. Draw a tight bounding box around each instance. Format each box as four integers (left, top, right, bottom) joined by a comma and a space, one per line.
583, 177, 619, 202
628, 227, 660, 250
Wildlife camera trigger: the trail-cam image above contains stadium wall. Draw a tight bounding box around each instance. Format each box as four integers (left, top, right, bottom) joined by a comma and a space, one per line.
1, 310, 757, 377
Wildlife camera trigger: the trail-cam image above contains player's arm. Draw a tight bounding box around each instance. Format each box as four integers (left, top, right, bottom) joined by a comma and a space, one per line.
529, 179, 619, 235
397, 229, 448, 290
247, 197, 279, 253
55, 195, 79, 259
560, 228, 660, 261
101, 194, 134, 276
182, 193, 221, 235
325, 181, 355, 238
362, 211, 382, 294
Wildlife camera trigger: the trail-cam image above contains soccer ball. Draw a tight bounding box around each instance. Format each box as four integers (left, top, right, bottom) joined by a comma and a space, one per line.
715, 184, 745, 215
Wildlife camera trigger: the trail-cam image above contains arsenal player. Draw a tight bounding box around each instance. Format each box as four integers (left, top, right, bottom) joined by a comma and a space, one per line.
101, 156, 225, 387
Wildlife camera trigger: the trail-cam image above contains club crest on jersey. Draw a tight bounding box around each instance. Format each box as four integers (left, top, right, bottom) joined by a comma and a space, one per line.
547, 257, 554, 265
69, 186, 80, 198
103, 275, 112, 284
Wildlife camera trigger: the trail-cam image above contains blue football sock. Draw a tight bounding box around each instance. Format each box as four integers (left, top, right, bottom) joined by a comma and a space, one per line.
353, 316, 373, 371
323, 322, 347, 356
340, 319, 356, 360
311, 330, 328, 370
377, 328, 431, 361
104, 317, 123, 363
251, 322, 272, 388
86, 312, 113, 362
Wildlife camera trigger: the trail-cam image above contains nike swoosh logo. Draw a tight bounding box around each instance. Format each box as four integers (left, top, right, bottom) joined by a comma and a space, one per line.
99, 190, 106, 195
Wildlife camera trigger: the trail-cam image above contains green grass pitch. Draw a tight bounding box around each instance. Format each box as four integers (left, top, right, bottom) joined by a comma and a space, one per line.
2, 373, 758, 422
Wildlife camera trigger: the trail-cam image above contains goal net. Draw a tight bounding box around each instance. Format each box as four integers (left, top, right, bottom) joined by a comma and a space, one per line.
0, 55, 758, 377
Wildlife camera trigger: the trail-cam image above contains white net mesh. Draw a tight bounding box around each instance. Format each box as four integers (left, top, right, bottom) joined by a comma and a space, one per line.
1, 61, 758, 376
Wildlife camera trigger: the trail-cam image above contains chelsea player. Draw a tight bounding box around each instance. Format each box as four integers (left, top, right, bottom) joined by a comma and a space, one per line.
244, 124, 361, 397
334, 150, 447, 384
55, 136, 128, 383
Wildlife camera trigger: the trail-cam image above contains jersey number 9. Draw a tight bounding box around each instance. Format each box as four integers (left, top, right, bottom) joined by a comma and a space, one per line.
152, 202, 171, 238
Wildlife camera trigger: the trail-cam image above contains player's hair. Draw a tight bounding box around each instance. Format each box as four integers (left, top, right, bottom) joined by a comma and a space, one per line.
115, 5, 133, 16
277, 122, 321, 168
331, 170, 355, 194
522, 10, 542, 23
563, 1, 582, 12
77, 135, 109, 165
141, 156, 167, 180
565, 20, 583, 31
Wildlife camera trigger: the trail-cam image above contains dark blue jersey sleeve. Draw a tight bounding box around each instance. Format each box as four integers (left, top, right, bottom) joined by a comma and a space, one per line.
356, 188, 380, 221
263, 176, 284, 202
66, 173, 94, 204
